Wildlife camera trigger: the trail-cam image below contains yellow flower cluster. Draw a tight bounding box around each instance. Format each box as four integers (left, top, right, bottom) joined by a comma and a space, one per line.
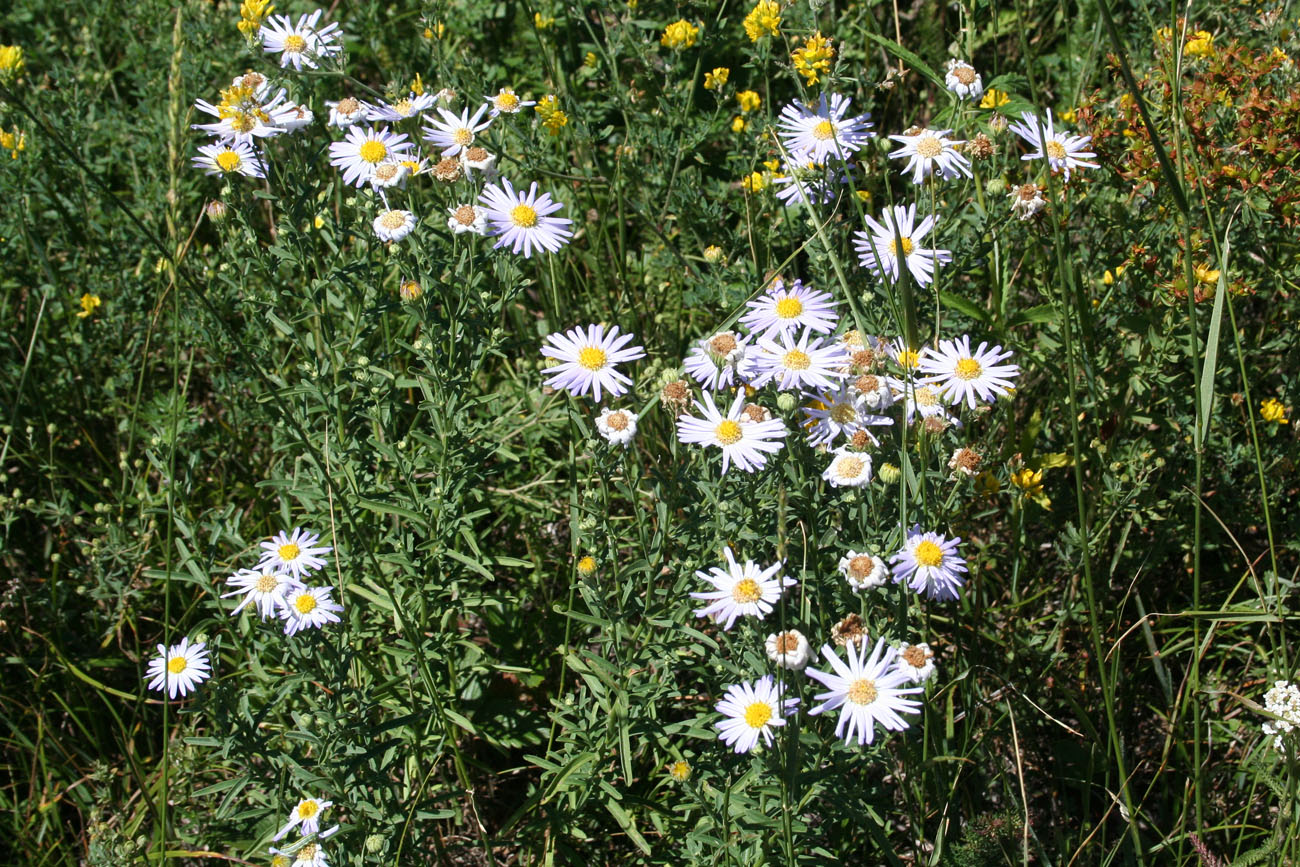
237, 0, 274, 38
76, 293, 102, 319
0, 45, 23, 82
1260, 398, 1289, 425
791, 32, 833, 85
534, 12, 555, 29
0, 127, 25, 159
736, 90, 761, 113
979, 88, 1010, 109
535, 94, 568, 135
704, 67, 729, 91
743, 0, 781, 42
661, 19, 700, 50
1184, 30, 1214, 57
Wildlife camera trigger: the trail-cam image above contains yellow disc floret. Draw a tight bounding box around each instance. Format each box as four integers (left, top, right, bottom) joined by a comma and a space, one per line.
744, 701, 773, 728
913, 540, 944, 567
715, 420, 744, 445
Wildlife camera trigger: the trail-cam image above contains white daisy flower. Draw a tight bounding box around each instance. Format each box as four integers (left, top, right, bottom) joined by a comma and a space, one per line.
145, 636, 212, 699
838, 550, 889, 592
193, 87, 290, 144
772, 160, 849, 207
478, 178, 574, 258
893, 642, 937, 683
890, 525, 968, 602
397, 155, 429, 178
747, 330, 849, 392
884, 337, 925, 377
367, 92, 435, 122
222, 568, 302, 620
595, 407, 639, 446
852, 203, 952, 288
280, 586, 344, 636
683, 331, 750, 391
446, 203, 488, 235
192, 140, 266, 178
1007, 109, 1099, 181
918, 335, 1020, 408
485, 87, 536, 116
944, 59, 984, 101
888, 128, 972, 184
326, 97, 367, 128
765, 630, 813, 670
823, 448, 873, 488
272, 840, 331, 867
368, 161, 409, 190
260, 10, 342, 72
257, 527, 332, 581
739, 279, 839, 338
898, 383, 960, 427
690, 546, 796, 630
850, 373, 895, 410
328, 126, 414, 188
715, 676, 798, 754
421, 104, 491, 156
801, 381, 892, 447
1009, 182, 1047, 220
540, 323, 646, 402
459, 145, 497, 177
373, 209, 417, 242
776, 93, 874, 163
273, 796, 334, 840
676, 391, 788, 475
805, 638, 923, 746
272, 102, 315, 132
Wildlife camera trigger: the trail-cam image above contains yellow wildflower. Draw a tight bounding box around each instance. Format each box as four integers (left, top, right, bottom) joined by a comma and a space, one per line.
237, 0, 274, 38
742, 0, 781, 41
1154, 26, 1173, 42
736, 90, 761, 113
0, 128, 25, 159
1059, 107, 1077, 123
423, 23, 446, 39
1194, 263, 1220, 285
1184, 30, 1214, 57
791, 32, 834, 85
409, 74, 425, 96
668, 760, 691, 781
731, 115, 747, 133
741, 171, 767, 192
661, 20, 700, 50
400, 280, 423, 302
0, 45, 23, 82
1260, 398, 1289, 425
702, 245, 724, 263
704, 67, 729, 90
974, 470, 1000, 496
1102, 270, 1114, 285
762, 159, 780, 172
584, 51, 599, 68
1010, 468, 1043, 496
576, 555, 598, 576
534, 12, 555, 29
535, 95, 568, 135
979, 88, 1010, 109
76, 294, 102, 319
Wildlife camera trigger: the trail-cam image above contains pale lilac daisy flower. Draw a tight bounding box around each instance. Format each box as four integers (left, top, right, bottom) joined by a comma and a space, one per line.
822, 448, 873, 488
739, 279, 839, 338
776, 93, 874, 163
145, 637, 212, 699
683, 331, 750, 391
273, 796, 334, 840
690, 546, 796, 630
540, 323, 645, 401
421, 104, 491, 156
852, 203, 952, 287
222, 568, 302, 620
279, 586, 344, 636
328, 126, 413, 187
805, 638, 923, 746
801, 381, 892, 447
890, 525, 967, 601
1007, 109, 1098, 181
714, 676, 799, 753
747, 330, 850, 392
192, 140, 266, 178
367, 92, 435, 122
257, 527, 332, 581
888, 128, 972, 184
676, 391, 788, 474
478, 178, 574, 257
918, 335, 1020, 408
259, 10, 342, 71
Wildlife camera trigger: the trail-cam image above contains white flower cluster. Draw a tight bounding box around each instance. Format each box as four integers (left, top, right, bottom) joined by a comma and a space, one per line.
269, 796, 340, 867
1262, 680, 1300, 754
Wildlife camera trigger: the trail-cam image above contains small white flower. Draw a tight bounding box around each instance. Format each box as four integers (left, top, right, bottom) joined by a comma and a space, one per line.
459, 145, 497, 177
273, 796, 334, 841
690, 546, 796, 630
273, 102, 315, 132
485, 87, 536, 116
326, 97, 367, 128
421, 104, 492, 156
739, 278, 840, 339
838, 550, 889, 592
367, 92, 435, 122
368, 161, 409, 190
898, 383, 961, 427
144, 637, 212, 699
328, 126, 414, 188
890, 525, 968, 602
918, 335, 1020, 409
714, 676, 799, 754
1262, 680, 1300, 753
823, 448, 873, 488
222, 568, 302, 620
888, 128, 972, 184
684, 331, 750, 391
944, 59, 984, 101
676, 391, 788, 475
765, 630, 812, 670
446, 203, 488, 235
1007, 109, 1099, 181
279, 586, 344, 636
595, 407, 639, 446
260, 10, 342, 72
805, 638, 923, 746
540, 323, 646, 402
258, 527, 332, 580
852, 203, 951, 288
893, 642, 937, 683
747, 330, 850, 392
192, 140, 266, 178
1009, 182, 1047, 220
373, 209, 417, 242
776, 93, 874, 163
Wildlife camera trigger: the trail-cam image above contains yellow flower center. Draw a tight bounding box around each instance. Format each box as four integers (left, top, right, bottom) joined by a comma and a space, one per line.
453, 127, 474, 146
359, 140, 388, 163
294, 593, 318, 615
511, 204, 539, 228
379, 210, 408, 230
1045, 140, 1067, 160
915, 134, 943, 158
279, 543, 301, 561
955, 357, 982, 380
298, 800, 319, 819
283, 34, 307, 53
743, 701, 773, 728
715, 419, 744, 445
392, 98, 413, 116
495, 92, 520, 111
812, 119, 835, 140
373, 163, 400, 181
782, 349, 811, 371
577, 346, 607, 370
774, 296, 803, 319
669, 760, 691, 780
847, 678, 878, 705
888, 237, 915, 257
230, 113, 257, 133
256, 573, 278, 593
167, 656, 188, 674
915, 386, 939, 407
731, 577, 762, 604
897, 350, 920, 370
215, 150, 242, 172
836, 456, 865, 478
830, 403, 856, 424
914, 540, 944, 567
